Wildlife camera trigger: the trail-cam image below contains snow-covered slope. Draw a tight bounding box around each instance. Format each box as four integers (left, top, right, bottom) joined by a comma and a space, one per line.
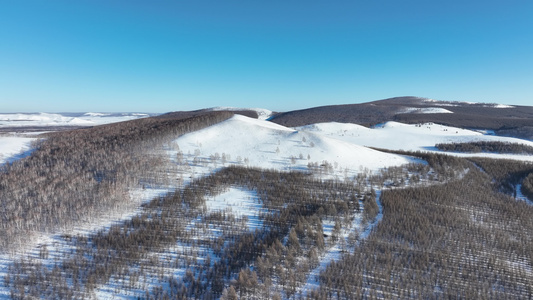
398, 107, 454, 114
0, 113, 91, 126
297, 121, 533, 161
174, 115, 416, 178
0, 136, 36, 165
421, 98, 516, 108
0, 112, 152, 128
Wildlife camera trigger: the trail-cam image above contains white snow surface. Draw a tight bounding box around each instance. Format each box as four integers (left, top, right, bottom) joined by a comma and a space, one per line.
175, 115, 416, 177
83, 112, 110, 117
297, 121, 533, 162
493, 104, 515, 108
205, 188, 264, 230
0, 136, 36, 165
0, 112, 151, 128
421, 99, 515, 108
0, 113, 90, 126
398, 107, 454, 114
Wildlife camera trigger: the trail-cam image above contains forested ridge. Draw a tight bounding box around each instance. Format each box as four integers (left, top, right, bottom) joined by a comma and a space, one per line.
436, 141, 533, 155
467, 157, 533, 197
270, 97, 533, 131
0, 111, 233, 250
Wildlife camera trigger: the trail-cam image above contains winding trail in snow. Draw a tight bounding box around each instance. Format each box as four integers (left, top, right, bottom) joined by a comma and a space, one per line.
294, 190, 383, 299
515, 184, 533, 206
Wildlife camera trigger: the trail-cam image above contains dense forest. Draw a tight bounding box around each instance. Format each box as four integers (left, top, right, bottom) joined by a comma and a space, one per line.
5, 166, 365, 298
435, 141, 533, 155
6, 148, 532, 298
496, 126, 533, 141
312, 155, 533, 299
270, 97, 533, 130
0, 111, 233, 250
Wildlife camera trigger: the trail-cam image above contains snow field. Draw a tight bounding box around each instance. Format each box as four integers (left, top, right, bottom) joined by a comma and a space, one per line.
421, 98, 515, 108
398, 107, 454, 114
174, 115, 417, 181
204, 188, 264, 230
0, 113, 91, 126
0, 136, 36, 165
297, 121, 533, 162
0, 112, 150, 128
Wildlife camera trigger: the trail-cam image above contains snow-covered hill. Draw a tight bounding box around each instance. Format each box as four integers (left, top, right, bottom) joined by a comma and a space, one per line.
174, 115, 416, 179
297, 121, 533, 162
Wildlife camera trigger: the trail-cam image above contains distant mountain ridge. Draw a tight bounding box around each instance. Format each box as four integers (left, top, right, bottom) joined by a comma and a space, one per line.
3, 97, 533, 139
0, 112, 158, 133
269, 97, 533, 139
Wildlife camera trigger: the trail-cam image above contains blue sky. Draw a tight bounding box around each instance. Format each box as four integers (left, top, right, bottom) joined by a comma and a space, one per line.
1, 0, 532, 113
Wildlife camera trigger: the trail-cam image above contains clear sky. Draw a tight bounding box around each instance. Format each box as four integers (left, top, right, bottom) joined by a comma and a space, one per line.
1, 0, 532, 113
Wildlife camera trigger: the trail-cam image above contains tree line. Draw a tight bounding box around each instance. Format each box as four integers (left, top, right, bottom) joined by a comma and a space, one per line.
436, 141, 533, 155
